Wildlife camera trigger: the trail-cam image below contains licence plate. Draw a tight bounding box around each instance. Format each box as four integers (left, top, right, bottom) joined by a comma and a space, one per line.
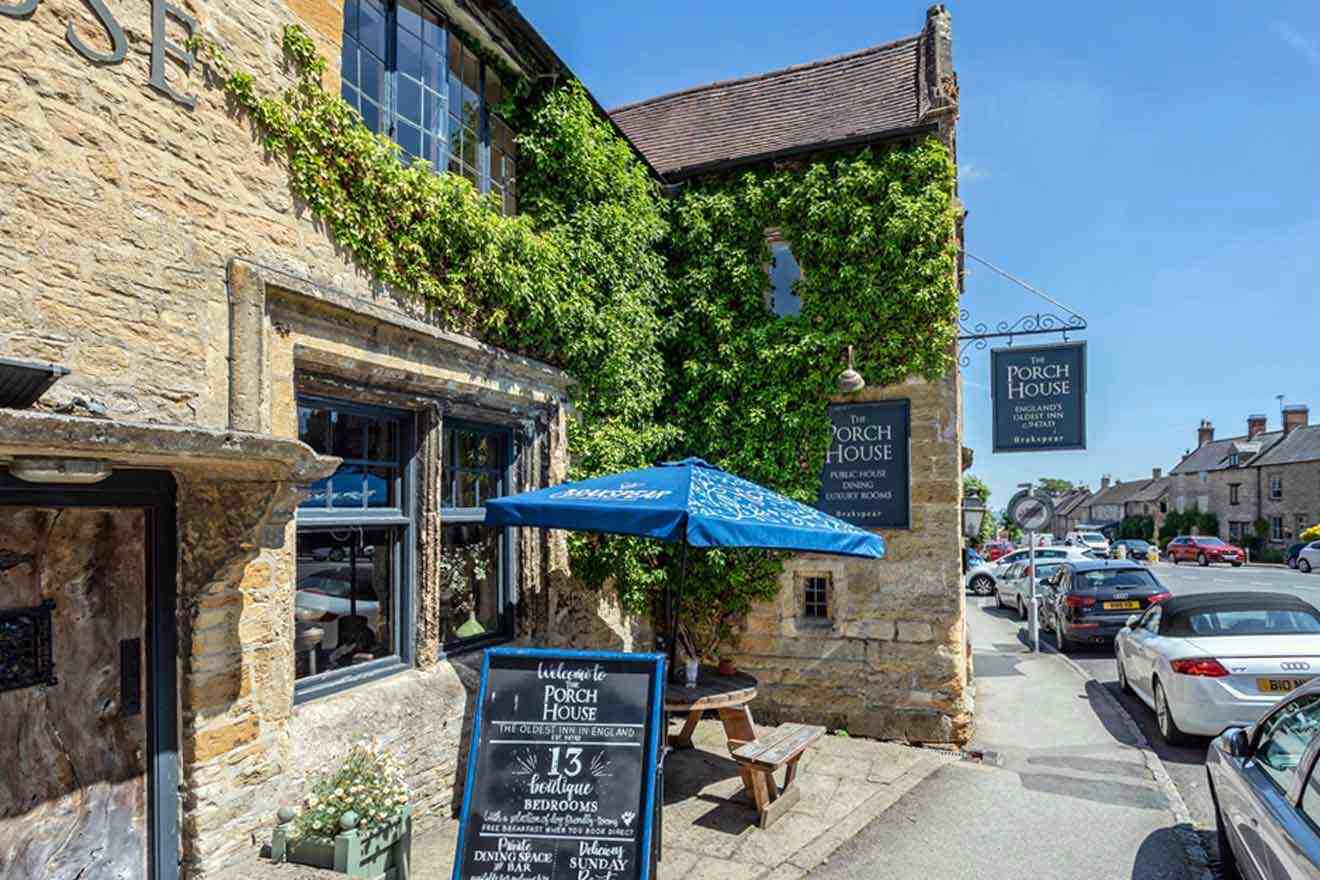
1103, 600, 1141, 610
1258, 678, 1310, 693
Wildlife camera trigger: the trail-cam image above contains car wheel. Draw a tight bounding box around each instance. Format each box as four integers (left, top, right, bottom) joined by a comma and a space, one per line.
1154, 680, 1193, 746
1210, 778, 1241, 880
1116, 648, 1134, 694
1170, 552, 1179, 565
1290, 557, 1299, 569
1198, 553, 1209, 567
1302, 559, 1313, 574
971, 575, 994, 596
1231, 561, 1242, 568
1017, 598, 1027, 622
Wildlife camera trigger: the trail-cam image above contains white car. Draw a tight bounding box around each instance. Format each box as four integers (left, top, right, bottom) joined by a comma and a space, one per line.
1116, 592, 1320, 744
995, 560, 1067, 620
1066, 531, 1111, 555
965, 559, 998, 596
992, 545, 1092, 579
1299, 541, 1320, 574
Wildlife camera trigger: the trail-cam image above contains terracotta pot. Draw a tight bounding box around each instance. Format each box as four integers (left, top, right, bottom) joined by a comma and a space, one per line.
717, 657, 736, 676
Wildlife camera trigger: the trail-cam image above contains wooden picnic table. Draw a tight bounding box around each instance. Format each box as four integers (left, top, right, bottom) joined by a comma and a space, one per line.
664, 666, 758, 753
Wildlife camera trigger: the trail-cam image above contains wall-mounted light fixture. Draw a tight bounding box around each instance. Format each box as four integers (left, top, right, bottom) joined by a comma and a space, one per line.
9, 457, 113, 485
836, 345, 865, 394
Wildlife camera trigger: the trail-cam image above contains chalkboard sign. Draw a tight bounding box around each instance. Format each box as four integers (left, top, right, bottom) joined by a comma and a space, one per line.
991, 342, 1087, 453
453, 647, 666, 880
817, 400, 910, 529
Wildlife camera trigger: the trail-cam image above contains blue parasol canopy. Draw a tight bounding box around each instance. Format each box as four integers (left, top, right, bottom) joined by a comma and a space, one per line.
484, 458, 884, 559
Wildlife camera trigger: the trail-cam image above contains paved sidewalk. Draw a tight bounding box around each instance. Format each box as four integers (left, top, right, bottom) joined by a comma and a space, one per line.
808, 599, 1204, 880
246, 718, 954, 880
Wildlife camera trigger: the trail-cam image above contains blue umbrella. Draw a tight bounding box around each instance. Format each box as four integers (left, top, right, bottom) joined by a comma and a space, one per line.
484, 458, 884, 662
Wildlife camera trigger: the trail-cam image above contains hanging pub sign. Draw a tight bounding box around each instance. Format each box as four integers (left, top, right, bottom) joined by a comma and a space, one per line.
991, 342, 1087, 453
453, 647, 666, 880
817, 400, 910, 530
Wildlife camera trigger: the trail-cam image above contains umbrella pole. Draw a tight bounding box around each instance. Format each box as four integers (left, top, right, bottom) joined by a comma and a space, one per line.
670, 541, 687, 679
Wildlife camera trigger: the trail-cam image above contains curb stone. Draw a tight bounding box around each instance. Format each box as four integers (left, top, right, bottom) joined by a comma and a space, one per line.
1040, 634, 1216, 880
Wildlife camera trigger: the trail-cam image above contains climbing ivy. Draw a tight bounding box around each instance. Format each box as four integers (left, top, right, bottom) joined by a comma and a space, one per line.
191, 25, 958, 636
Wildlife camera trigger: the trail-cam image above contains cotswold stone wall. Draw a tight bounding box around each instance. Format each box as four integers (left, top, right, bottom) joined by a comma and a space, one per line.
737, 372, 971, 745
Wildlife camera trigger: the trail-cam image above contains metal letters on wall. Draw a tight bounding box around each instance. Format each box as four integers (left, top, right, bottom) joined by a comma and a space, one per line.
0, 600, 57, 693
991, 342, 1087, 453
817, 400, 911, 529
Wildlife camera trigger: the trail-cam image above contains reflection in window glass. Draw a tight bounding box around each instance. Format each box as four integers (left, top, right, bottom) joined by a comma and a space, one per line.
299, 402, 403, 512
295, 529, 397, 679
767, 241, 801, 317
439, 523, 502, 644
1256, 695, 1320, 794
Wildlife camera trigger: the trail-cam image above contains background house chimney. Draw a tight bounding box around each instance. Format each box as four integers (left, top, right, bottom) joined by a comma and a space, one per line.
1248, 414, 1267, 439
1152, 467, 1162, 480
1198, 419, 1214, 448
1100, 475, 1111, 491
1284, 404, 1310, 436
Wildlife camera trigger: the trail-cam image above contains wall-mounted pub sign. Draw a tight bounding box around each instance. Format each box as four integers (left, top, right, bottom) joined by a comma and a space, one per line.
817, 400, 910, 530
991, 342, 1087, 453
453, 647, 666, 880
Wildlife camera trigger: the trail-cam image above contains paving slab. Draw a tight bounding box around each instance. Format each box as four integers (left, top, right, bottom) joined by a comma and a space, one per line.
237, 717, 952, 880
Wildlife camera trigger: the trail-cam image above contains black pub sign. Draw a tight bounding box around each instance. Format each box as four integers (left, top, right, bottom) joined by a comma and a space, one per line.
453, 647, 665, 880
817, 400, 910, 530
991, 342, 1087, 453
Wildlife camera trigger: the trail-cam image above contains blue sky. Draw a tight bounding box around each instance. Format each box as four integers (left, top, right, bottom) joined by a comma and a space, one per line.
518, 1, 1320, 510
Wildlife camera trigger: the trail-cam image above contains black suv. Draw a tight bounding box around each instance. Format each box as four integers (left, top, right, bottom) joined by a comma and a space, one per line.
1039, 560, 1171, 653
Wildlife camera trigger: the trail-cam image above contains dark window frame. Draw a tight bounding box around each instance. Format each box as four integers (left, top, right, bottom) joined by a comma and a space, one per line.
439, 418, 517, 658
294, 396, 417, 704
1229, 483, 1240, 506
340, 0, 516, 214
802, 574, 830, 621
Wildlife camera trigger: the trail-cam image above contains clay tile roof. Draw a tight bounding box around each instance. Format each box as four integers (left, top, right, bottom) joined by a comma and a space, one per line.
609, 35, 926, 180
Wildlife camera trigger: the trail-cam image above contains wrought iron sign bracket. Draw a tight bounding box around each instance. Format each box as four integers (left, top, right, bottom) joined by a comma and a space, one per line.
957, 252, 1089, 367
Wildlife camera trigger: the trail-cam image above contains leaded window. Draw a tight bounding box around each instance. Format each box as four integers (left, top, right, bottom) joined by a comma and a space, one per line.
803, 574, 829, 620
294, 398, 414, 700
439, 422, 515, 651
341, 0, 517, 214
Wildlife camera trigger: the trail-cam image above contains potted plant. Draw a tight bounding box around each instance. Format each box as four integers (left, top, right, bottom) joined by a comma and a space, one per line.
270, 741, 412, 879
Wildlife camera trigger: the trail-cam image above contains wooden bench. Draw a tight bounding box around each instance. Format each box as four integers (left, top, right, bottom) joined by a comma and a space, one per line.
731, 723, 825, 829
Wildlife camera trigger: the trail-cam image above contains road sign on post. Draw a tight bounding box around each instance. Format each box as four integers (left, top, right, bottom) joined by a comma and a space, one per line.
1008, 491, 1056, 653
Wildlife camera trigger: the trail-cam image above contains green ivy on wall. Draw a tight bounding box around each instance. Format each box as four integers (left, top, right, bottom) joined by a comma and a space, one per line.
192, 25, 958, 637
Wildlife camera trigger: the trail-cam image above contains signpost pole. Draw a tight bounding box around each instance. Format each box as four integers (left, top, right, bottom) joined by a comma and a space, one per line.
1028, 532, 1039, 653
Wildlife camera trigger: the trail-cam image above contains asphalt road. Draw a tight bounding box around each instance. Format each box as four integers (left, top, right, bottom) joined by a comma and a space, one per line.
1050, 561, 1320, 864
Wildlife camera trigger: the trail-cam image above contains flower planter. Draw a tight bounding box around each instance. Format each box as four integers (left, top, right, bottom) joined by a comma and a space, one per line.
270, 804, 412, 880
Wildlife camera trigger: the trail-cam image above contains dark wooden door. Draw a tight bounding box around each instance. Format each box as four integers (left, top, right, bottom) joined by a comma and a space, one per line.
0, 508, 150, 879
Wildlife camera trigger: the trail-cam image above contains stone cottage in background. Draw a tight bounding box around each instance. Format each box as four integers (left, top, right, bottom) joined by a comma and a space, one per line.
0, 1, 966, 877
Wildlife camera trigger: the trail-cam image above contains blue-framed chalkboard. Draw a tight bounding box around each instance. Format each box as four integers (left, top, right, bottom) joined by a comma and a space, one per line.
452, 647, 667, 880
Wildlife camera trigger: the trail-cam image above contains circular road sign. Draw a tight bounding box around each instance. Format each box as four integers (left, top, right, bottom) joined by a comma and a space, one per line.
1008, 491, 1055, 532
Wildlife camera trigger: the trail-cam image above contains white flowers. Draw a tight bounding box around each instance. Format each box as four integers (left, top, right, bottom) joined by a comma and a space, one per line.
287, 740, 409, 846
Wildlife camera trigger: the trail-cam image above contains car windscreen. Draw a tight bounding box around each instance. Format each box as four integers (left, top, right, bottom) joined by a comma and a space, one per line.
1164, 607, 1320, 637
1072, 569, 1159, 592
1198, 537, 1226, 546
1080, 533, 1106, 542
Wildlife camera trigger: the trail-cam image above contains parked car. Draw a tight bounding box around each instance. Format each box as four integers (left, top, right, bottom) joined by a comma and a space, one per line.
1066, 531, 1111, 555
965, 550, 998, 596
1299, 542, 1320, 574
992, 545, 1093, 579
1206, 679, 1320, 879
1111, 538, 1154, 561
1116, 592, 1320, 746
1039, 560, 1171, 654
1286, 542, 1308, 569
985, 540, 1015, 562
997, 560, 1066, 621
1167, 535, 1246, 567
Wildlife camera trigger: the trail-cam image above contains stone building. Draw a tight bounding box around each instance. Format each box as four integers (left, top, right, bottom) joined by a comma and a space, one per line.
0, 1, 966, 877
611, 5, 969, 747
1051, 487, 1092, 540
1168, 407, 1320, 548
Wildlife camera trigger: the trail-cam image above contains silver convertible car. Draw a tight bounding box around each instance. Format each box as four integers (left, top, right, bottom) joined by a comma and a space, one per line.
1207, 678, 1320, 879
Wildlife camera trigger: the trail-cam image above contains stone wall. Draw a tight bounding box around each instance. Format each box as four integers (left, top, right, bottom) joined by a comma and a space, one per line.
737, 371, 971, 745
1260, 460, 1320, 545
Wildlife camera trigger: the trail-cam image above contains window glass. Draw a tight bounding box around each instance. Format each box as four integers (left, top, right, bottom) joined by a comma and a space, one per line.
1256, 695, 1320, 794
1302, 762, 1320, 828
295, 527, 398, 680
1167, 608, 1320, 638
1074, 569, 1160, 591
767, 241, 802, 316
1142, 606, 1162, 633
803, 575, 829, 619
301, 403, 403, 512
439, 423, 512, 650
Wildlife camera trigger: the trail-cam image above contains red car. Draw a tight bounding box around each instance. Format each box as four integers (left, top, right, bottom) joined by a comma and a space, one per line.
985, 540, 1015, 562
1166, 535, 1245, 567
